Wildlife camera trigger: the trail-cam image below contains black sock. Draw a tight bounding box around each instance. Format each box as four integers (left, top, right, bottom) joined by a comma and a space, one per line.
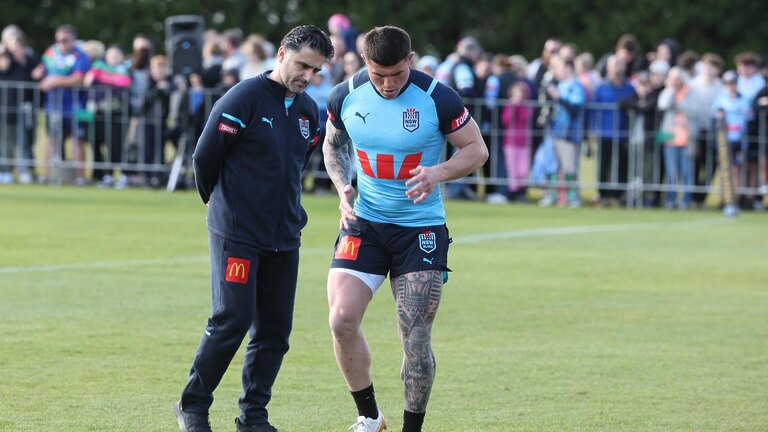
402, 410, 425, 432
351, 383, 378, 419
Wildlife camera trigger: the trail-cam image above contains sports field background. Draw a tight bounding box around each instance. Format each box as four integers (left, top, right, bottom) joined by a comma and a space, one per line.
1, 186, 766, 431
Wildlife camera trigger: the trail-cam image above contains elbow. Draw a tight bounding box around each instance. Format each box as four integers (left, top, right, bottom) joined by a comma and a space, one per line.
478, 143, 489, 166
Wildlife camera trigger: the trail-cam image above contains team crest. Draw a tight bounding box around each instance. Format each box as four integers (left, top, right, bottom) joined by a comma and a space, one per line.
299, 116, 310, 139
403, 108, 419, 132
418, 230, 436, 253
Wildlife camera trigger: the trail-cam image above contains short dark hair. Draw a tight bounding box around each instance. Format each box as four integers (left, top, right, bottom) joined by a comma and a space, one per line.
735, 51, 760, 67
616, 33, 638, 54
363, 26, 411, 67
281, 25, 334, 61
701, 52, 724, 70
56, 24, 77, 38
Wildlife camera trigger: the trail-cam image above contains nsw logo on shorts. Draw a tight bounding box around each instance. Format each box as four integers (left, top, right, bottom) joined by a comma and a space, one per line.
335, 235, 361, 261
225, 257, 250, 284
418, 230, 436, 253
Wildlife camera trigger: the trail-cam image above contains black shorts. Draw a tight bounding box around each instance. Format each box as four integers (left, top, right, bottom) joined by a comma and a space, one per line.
330, 217, 451, 279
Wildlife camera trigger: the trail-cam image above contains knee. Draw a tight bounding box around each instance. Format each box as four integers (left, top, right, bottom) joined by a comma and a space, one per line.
208, 308, 252, 337
328, 307, 360, 340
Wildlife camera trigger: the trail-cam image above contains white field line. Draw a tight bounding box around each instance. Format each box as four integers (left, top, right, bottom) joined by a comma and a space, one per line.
452, 217, 724, 244
0, 218, 725, 275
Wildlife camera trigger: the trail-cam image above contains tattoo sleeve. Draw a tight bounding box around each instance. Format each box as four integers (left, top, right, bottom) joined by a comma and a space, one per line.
391, 270, 444, 413
322, 119, 354, 189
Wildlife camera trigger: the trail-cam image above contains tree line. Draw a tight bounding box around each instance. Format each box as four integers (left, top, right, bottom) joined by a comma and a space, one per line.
4, 0, 766, 66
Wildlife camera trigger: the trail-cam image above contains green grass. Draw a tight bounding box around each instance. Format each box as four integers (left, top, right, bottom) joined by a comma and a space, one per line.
1, 186, 766, 431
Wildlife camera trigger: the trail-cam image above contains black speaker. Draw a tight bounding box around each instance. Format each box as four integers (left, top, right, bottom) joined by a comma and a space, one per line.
165, 15, 205, 76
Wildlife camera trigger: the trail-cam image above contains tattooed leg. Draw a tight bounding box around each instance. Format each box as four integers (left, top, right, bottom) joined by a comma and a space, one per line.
391, 270, 443, 412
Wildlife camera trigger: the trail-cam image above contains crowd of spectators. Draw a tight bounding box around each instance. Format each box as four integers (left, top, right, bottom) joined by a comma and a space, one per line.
0, 17, 767, 211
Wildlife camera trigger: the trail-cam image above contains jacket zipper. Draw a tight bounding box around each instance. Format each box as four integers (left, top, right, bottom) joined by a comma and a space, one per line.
273, 103, 291, 252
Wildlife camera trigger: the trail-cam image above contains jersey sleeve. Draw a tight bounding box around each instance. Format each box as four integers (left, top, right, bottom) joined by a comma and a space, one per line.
432, 82, 473, 135
73, 51, 92, 75
326, 80, 351, 131
192, 83, 253, 203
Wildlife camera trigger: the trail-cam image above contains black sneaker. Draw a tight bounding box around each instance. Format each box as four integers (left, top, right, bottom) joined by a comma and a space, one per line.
235, 417, 278, 432
174, 400, 213, 432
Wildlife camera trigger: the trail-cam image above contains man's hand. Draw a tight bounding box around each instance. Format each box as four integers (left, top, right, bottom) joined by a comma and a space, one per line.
338, 184, 357, 229
405, 165, 441, 204
545, 84, 560, 100
39, 76, 58, 92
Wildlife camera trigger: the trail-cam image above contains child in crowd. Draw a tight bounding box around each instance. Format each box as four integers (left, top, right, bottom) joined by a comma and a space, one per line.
712, 70, 752, 206
500, 80, 533, 201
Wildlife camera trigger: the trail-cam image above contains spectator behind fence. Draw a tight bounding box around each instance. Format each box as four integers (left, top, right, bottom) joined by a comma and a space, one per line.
751, 79, 768, 202
652, 38, 679, 70
484, 53, 520, 204
327, 33, 347, 85
590, 55, 634, 206
199, 38, 223, 89
327, 13, 359, 55
657, 66, 696, 210
527, 38, 561, 89
474, 54, 502, 200
500, 80, 533, 201
342, 50, 364, 80
141, 55, 177, 187
619, 71, 663, 208
712, 70, 751, 206
304, 67, 334, 194
735, 52, 766, 210
220, 28, 246, 73
445, 36, 484, 200
676, 50, 700, 79
416, 55, 438, 77
540, 54, 586, 208
575, 52, 600, 101
689, 53, 724, 208
32, 24, 91, 185
596, 33, 647, 80
124, 35, 153, 187
0, 25, 38, 184
239, 34, 269, 80
85, 45, 132, 187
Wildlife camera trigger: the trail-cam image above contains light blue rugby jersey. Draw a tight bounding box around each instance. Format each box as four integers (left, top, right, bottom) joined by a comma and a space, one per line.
327, 68, 472, 227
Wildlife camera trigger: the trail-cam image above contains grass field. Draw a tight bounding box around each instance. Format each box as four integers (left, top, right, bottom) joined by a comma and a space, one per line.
1, 185, 766, 431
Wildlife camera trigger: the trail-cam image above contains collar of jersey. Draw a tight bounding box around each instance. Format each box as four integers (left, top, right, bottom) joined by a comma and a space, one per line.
261, 71, 294, 102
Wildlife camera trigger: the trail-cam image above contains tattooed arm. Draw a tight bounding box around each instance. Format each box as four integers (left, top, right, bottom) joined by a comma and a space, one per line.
322, 119, 357, 229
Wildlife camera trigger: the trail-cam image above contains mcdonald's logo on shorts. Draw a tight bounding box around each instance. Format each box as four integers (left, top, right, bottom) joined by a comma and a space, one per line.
334, 235, 361, 261
225, 257, 251, 284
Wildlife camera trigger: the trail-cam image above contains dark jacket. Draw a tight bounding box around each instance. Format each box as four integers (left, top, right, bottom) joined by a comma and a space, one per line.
193, 72, 321, 251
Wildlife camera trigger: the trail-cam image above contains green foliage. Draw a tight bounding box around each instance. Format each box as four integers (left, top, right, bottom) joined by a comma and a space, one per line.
1, 186, 767, 431
4, 0, 766, 65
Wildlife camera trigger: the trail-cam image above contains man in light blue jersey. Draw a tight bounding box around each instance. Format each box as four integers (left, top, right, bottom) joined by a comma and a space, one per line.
322, 26, 487, 432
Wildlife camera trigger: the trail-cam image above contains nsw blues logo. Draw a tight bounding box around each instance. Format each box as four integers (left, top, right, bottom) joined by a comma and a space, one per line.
299, 116, 310, 139
403, 108, 419, 132
418, 230, 436, 253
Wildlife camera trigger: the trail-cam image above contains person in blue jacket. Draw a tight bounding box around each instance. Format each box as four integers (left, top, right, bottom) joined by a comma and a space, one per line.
173, 25, 333, 432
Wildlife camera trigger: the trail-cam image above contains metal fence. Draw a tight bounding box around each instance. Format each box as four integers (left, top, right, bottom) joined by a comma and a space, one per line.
463, 95, 767, 208
0, 81, 766, 208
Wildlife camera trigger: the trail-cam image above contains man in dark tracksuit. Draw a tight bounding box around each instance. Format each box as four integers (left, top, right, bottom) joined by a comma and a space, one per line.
174, 26, 334, 432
